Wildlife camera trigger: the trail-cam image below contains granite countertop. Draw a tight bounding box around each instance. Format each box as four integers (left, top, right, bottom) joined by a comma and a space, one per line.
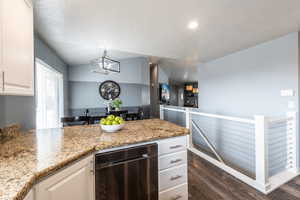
0, 119, 189, 200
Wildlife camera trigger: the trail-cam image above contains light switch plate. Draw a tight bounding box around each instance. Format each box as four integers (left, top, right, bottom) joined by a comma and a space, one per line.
280, 89, 294, 97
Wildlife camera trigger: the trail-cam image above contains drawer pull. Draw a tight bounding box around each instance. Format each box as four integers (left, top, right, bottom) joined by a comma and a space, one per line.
169, 145, 182, 149
170, 159, 182, 164
170, 175, 182, 181
171, 195, 182, 200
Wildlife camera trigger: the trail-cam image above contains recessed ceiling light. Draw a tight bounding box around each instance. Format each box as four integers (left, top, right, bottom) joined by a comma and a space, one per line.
188, 21, 199, 30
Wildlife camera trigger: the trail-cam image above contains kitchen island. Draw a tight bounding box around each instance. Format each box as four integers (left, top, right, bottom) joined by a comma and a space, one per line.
0, 119, 189, 200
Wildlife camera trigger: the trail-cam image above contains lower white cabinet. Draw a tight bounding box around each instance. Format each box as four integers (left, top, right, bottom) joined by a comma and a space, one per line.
159, 183, 188, 200
159, 165, 188, 192
158, 136, 188, 200
24, 189, 34, 200
35, 155, 94, 200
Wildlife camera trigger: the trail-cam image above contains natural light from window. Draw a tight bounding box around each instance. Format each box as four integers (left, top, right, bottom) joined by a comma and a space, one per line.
36, 59, 64, 129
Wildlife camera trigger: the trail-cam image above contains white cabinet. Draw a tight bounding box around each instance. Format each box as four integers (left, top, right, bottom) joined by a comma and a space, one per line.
158, 136, 188, 200
159, 184, 188, 200
24, 189, 34, 200
158, 136, 187, 156
159, 151, 187, 171
36, 155, 94, 200
1, 0, 34, 96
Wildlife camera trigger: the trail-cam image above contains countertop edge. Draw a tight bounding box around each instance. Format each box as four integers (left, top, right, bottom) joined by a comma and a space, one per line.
13, 132, 189, 200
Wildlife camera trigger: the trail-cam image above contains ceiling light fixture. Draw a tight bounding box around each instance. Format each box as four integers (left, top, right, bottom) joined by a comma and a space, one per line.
91, 50, 121, 74
188, 21, 199, 30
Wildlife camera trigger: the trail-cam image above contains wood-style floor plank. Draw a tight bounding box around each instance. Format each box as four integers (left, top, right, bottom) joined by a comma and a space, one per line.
188, 151, 300, 200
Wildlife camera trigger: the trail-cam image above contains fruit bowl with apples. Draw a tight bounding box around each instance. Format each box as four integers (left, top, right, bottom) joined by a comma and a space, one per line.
100, 115, 125, 133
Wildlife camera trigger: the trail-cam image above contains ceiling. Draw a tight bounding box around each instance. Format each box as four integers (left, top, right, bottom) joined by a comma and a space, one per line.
158, 59, 198, 83
34, 0, 300, 67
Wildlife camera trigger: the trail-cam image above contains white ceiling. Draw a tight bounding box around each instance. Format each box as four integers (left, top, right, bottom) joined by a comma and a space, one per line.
158, 59, 199, 83
34, 0, 300, 67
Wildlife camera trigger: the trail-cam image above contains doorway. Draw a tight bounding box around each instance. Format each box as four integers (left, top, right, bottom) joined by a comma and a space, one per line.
36, 59, 64, 129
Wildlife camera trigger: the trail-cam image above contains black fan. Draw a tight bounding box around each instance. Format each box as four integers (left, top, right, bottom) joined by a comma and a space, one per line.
99, 80, 121, 100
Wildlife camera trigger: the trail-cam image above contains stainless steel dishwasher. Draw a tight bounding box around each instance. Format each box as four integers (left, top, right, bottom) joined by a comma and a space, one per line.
95, 143, 158, 200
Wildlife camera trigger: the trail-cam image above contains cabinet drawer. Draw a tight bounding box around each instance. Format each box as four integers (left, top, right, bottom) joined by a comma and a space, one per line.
159, 151, 187, 171
159, 183, 188, 200
159, 165, 187, 191
158, 136, 187, 156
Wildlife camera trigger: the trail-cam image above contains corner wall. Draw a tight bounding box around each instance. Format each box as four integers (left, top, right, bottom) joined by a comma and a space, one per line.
197, 32, 299, 118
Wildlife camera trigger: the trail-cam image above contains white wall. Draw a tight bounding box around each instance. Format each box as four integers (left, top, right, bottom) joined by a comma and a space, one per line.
69, 57, 150, 85
196, 32, 300, 175
198, 32, 299, 117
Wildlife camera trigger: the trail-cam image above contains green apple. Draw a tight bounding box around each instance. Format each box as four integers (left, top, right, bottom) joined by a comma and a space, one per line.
112, 121, 119, 125
115, 116, 122, 121
100, 118, 106, 125
106, 120, 113, 125
119, 118, 124, 124
107, 115, 115, 121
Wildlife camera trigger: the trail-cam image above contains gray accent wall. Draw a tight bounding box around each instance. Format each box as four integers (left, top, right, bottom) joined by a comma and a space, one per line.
0, 96, 36, 130
68, 57, 151, 116
69, 81, 149, 110
0, 96, 4, 127
35, 36, 69, 115
0, 36, 69, 130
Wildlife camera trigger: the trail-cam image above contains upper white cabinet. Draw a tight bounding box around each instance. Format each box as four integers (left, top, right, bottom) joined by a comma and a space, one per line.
35, 155, 94, 200
0, 0, 34, 96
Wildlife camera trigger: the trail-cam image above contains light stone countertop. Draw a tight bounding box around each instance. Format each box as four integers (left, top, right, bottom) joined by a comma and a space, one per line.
0, 119, 189, 200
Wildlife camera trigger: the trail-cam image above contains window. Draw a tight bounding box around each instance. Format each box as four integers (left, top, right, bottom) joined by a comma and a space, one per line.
36, 59, 64, 129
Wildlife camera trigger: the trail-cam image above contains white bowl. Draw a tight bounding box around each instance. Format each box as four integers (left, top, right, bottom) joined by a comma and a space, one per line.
101, 123, 125, 133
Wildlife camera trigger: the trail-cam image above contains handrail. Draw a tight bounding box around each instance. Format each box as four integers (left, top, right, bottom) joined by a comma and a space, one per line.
161, 105, 255, 124
161, 105, 299, 194
189, 111, 255, 124
162, 107, 186, 113
268, 117, 293, 124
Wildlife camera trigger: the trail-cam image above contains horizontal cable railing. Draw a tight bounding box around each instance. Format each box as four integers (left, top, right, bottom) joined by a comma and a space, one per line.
160, 105, 299, 194
191, 113, 255, 176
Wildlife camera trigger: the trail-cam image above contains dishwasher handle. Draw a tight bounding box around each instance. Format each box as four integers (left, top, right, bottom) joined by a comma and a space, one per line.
96, 154, 149, 169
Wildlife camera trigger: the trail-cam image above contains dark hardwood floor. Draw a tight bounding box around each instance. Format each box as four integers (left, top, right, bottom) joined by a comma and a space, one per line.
188, 151, 300, 200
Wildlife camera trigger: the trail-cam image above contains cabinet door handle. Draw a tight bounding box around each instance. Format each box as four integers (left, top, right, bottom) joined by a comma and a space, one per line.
171, 195, 182, 200
169, 145, 182, 149
170, 175, 182, 181
90, 159, 95, 175
170, 159, 182, 164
